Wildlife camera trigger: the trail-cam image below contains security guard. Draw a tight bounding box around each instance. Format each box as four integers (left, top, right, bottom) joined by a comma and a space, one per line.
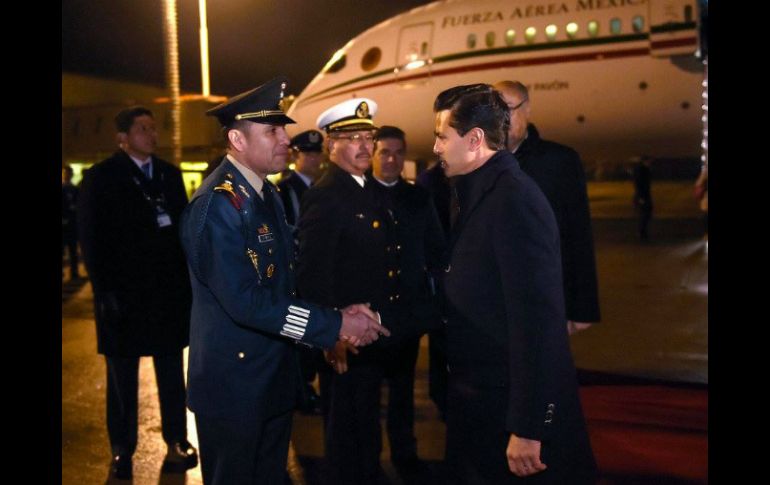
279, 129, 324, 227
179, 78, 389, 485
295, 98, 401, 485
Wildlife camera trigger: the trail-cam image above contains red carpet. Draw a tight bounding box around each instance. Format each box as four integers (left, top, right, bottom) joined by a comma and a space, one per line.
580, 385, 708, 484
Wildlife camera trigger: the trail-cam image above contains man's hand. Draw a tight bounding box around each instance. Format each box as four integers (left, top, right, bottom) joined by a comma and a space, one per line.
567, 321, 593, 335
324, 340, 359, 374
339, 303, 390, 346
506, 433, 547, 477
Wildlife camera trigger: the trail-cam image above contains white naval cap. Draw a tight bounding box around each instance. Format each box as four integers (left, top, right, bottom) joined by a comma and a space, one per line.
316, 97, 378, 133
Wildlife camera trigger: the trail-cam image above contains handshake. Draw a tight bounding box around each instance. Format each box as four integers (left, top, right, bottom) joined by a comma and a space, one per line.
338, 303, 390, 346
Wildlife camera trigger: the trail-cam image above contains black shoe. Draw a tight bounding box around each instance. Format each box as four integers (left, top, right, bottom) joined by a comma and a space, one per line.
162, 440, 198, 473
110, 454, 132, 480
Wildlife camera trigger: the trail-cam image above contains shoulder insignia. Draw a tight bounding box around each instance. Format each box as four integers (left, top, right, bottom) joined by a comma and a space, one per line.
238, 184, 251, 199
213, 180, 244, 210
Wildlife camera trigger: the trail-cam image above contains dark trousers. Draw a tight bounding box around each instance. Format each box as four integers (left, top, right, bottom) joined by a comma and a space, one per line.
384, 337, 420, 461
62, 231, 79, 278
325, 363, 384, 485
428, 328, 448, 419
195, 410, 292, 485
105, 352, 187, 456
637, 203, 653, 240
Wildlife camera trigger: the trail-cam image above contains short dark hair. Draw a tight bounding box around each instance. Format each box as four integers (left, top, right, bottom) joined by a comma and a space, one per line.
374, 125, 406, 148
433, 83, 509, 151
114, 106, 153, 133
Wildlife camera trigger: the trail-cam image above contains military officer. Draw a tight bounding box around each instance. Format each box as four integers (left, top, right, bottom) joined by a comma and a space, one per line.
296, 98, 402, 485
279, 129, 324, 227
179, 77, 389, 485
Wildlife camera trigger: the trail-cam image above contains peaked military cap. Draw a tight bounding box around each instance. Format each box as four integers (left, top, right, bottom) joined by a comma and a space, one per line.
316, 98, 378, 133
290, 130, 324, 152
207, 77, 296, 127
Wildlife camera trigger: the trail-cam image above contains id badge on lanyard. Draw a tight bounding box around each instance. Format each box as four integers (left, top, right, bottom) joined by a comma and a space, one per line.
133, 174, 172, 229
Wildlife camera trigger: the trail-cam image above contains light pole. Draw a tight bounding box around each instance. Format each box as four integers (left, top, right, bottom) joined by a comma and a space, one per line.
199, 0, 211, 97
162, 0, 182, 166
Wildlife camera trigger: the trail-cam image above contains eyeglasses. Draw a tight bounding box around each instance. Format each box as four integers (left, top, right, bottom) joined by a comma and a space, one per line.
508, 97, 529, 112
332, 133, 375, 145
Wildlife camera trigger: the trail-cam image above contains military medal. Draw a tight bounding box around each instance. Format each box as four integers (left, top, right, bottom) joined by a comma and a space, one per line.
238, 184, 250, 198
267, 264, 275, 278
372, 220, 380, 229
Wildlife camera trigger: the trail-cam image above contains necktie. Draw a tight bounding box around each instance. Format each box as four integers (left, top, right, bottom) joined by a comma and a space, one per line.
141, 162, 152, 180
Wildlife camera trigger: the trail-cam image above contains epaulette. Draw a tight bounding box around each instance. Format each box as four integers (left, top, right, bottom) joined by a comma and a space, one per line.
213, 178, 244, 210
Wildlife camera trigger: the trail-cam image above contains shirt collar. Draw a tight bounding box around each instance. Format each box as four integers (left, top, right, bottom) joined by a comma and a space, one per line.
350, 173, 366, 188
373, 175, 399, 187
226, 154, 264, 198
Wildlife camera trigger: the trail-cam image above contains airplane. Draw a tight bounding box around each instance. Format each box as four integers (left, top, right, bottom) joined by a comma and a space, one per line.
286, 0, 707, 171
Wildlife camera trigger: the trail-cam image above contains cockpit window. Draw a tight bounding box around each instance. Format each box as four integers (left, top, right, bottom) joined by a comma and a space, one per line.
361, 47, 381, 72
587, 20, 599, 38
632, 16, 645, 33
525, 27, 537, 44
610, 18, 622, 35
566, 22, 578, 39
325, 53, 347, 74
505, 29, 516, 46
467, 33, 477, 49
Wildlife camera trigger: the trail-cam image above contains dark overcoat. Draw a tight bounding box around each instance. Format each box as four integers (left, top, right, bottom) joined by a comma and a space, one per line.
77, 150, 191, 356
515, 124, 600, 322
442, 150, 596, 483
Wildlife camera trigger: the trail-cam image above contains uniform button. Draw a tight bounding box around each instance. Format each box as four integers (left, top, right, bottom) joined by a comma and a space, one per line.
291, 291, 297, 297
395, 294, 400, 300
441, 317, 448, 324
372, 220, 380, 229
389, 296, 395, 302
394, 219, 399, 225
444, 264, 451, 273
386, 246, 391, 252
547, 404, 556, 410
396, 245, 402, 251
388, 270, 395, 278
268, 248, 273, 255
397, 269, 401, 275
289, 263, 294, 270
237, 352, 245, 359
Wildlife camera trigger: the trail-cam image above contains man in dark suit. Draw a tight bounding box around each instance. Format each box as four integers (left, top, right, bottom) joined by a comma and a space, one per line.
77, 106, 198, 480
296, 98, 400, 485
179, 78, 388, 485
278, 129, 324, 227
433, 84, 596, 484
369, 125, 445, 479
494, 80, 601, 334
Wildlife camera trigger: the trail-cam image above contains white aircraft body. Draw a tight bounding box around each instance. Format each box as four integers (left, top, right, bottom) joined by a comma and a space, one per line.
286, 0, 706, 166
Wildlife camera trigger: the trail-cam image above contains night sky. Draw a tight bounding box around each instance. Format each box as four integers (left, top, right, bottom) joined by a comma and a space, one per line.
62, 0, 434, 97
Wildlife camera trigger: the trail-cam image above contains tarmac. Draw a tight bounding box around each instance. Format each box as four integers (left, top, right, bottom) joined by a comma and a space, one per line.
62, 180, 707, 484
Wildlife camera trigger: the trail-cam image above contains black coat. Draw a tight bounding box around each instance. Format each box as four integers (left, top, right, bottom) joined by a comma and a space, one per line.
296, 164, 405, 358
77, 151, 192, 356
443, 150, 595, 481
369, 177, 447, 338
515, 125, 600, 323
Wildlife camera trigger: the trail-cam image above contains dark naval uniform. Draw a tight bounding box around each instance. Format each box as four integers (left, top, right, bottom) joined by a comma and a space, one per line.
442, 150, 596, 484
515, 124, 600, 323
297, 164, 400, 485
181, 159, 342, 484
278, 171, 311, 227
370, 176, 446, 464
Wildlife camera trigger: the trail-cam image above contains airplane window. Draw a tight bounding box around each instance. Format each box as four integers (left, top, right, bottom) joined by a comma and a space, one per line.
684, 5, 693, 22
610, 18, 622, 35
421, 42, 428, 55
566, 22, 578, 39
505, 29, 516, 46
326, 53, 347, 73
467, 33, 477, 49
632, 16, 644, 33
525, 27, 537, 44
361, 47, 381, 72
545, 24, 558, 42
486, 31, 496, 48
588, 20, 599, 37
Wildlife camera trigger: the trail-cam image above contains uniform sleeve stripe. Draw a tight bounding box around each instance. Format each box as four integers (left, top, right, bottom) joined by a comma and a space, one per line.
280, 330, 302, 340
288, 305, 311, 318
286, 314, 308, 326
283, 323, 306, 334
281, 326, 304, 339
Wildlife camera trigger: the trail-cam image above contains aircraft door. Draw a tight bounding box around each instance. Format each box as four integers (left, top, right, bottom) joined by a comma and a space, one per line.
395, 22, 434, 86
648, 0, 700, 57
